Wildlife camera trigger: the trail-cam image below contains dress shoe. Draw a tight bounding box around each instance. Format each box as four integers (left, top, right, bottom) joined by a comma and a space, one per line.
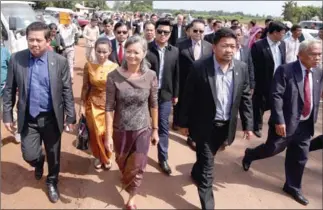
253, 130, 262, 138
187, 137, 196, 151
159, 161, 172, 175
283, 186, 309, 206
47, 184, 60, 203
35, 155, 45, 180
242, 148, 252, 171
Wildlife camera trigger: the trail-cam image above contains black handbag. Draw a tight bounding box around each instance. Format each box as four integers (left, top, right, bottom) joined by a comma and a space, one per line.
77, 115, 89, 150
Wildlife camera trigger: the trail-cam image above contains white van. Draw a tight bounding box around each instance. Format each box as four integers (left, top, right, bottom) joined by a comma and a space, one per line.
1, 1, 37, 53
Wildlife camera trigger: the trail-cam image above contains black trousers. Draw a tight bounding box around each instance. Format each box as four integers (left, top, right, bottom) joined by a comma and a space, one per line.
20, 111, 61, 185
191, 121, 229, 210
246, 120, 312, 192
252, 93, 269, 131
309, 135, 323, 152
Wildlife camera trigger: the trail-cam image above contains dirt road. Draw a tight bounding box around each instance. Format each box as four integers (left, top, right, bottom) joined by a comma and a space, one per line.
1, 39, 322, 209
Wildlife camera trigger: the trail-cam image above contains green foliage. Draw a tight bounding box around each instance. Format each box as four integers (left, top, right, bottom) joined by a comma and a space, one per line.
113, 0, 152, 12
282, 1, 322, 23
32, 0, 110, 10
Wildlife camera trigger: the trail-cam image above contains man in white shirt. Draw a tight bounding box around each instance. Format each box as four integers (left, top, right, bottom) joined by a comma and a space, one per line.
83, 18, 100, 62
285, 25, 302, 63
58, 15, 79, 79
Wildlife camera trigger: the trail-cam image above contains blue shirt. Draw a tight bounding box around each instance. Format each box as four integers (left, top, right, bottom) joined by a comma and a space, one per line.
0, 46, 10, 96
28, 51, 53, 114
213, 56, 234, 121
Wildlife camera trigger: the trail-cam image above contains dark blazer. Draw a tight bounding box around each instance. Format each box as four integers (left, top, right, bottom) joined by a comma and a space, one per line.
251, 38, 286, 103
204, 32, 214, 44
176, 38, 213, 98
269, 61, 323, 137
146, 42, 180, 102
239, 46, 255, 89
109, 38, 122, 65
2, 49, 76, 133
170, 24, 186, 46
178, 55, 253, 145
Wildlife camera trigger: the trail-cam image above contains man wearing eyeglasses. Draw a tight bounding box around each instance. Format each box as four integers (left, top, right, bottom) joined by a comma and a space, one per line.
109, 22, 129, 65
146, 18, 180, 175
176, 19, 213, 150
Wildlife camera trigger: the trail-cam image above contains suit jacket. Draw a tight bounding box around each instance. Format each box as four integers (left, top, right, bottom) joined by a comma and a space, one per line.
170, 24, 186, 46
178, 55, 253, 145
109, 38, 122, 65
269, 61, 323, 137
145, 42, 179, 102
176, 38, 213, 98
2, 49, 76, 133
251, 38, 286, 102
239, 46, 255, 89
204, 32, 214, 44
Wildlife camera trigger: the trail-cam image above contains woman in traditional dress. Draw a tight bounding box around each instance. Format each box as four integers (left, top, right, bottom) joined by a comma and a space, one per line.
105, 35, 159, 209
80, 37, 118, 169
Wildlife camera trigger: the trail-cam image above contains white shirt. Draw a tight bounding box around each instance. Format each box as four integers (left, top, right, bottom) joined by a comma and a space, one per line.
285, 36, 300, 63
234, 45, 242, 60
58, 23, 79, 46
204, 25, 213, 35
267, 36, 282, 74
177, 25, 182, 38
100, 33, 115, 40
116, 40, 125, 56
299, 62, 313, 121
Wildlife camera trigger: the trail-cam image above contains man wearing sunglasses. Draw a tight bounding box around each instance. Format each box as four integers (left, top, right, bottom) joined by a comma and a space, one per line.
109, 22, 130, 65
176, 19, 213, 150
146, 18, 180, 175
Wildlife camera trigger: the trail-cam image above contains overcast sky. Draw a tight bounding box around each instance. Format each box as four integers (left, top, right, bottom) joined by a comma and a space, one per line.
107, 1, 322, 17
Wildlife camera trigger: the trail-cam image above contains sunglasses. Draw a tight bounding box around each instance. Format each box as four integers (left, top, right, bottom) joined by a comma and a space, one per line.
193, 29, 204, 34
156, 29, 171, 35
117, 31, 128, 35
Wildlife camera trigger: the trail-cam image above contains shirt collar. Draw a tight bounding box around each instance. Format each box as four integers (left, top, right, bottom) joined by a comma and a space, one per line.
29, 50, 48, 62
154, 40, 168, 51
299, 60, 314, 73
213, 55, 234, 72
192, 39, 201, 46
116, 40, 125, 47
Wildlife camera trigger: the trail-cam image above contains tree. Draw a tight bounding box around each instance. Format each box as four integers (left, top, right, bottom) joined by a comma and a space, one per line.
282, 1, 298, 23
84, 0, 110, 10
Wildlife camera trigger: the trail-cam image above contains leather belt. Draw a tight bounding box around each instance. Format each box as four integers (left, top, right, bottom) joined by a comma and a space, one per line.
213, 120, 229, 127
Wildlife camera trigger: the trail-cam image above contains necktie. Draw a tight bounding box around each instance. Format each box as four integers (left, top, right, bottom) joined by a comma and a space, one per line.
118, 42, 123, 63
194, 41, 201, 60
29, 59, 40, 118
302, 69, 311, 118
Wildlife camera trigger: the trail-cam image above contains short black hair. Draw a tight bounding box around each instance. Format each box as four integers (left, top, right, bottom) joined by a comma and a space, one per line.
26, 21, 50, 40
290, 24, 302, 32
155, 18, 173, 31
265, 18, 273, 24
212, 28, 237, 45
114, 21, 129, 31
231, 19, 239, 25
103, 18, 114, 25
150, 13, 158, 18
213, 20, 222, 27
95, 37, 111, 49
144, 20, 155, 30
230, 25, 243, 33
191, 19, 205, 26
207, 17, 215, 24
185, 23, 193, 31
268, 21, 287, 34
249, 20, 256, 27
48, 23, 57, 30
91, 17, 98, 22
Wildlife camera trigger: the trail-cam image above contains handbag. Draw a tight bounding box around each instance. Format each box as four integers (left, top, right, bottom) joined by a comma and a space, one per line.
76, 114, 89, 150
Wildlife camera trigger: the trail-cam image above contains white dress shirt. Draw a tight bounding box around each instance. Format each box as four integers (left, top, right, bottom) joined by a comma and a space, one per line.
285, 36, 300, 63
299, 61, 313, 121
116, 40, 125, 55
58, 23, 79, 46
177, 25, 182, 38
267, 36, 282, 74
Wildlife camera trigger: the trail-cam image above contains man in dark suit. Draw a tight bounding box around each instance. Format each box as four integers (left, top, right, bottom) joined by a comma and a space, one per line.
2, 22, 76, 203
179, 28, 253, 209
175, 19, 213, 150
251, 21, 287, 138
243, 40, 323, 206
169, 14, 186, 46
146, 18, 179, 175
204, 20, 223, 44
109, 22, 129, 65
260, 18, 273, 39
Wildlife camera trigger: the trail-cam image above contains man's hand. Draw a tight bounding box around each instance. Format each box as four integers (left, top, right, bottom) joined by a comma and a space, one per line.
275, 124, 286, 137
180, 127, 189, 136
4, 123, 15, 133
172, 97, 178, 105
243, 130, 253, 140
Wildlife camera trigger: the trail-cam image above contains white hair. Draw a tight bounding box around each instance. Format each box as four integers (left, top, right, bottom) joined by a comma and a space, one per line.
298, 39, 322, 54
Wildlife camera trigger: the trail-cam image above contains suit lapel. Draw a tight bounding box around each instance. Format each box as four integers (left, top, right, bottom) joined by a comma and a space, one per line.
278, 42, 286, 64
150, 44, 160, 79
22, 50, 30, 95
187, 39, 194, 60
206, 56, 217, 106
47, 52, 57, 101
232, 60, 240, 101
263, 39, 274, 64
312, 68, 320, 107
294, 61, 304, 102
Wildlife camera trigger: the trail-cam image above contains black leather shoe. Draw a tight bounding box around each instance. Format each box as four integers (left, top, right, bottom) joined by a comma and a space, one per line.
253, 130, 262, 138
283, 186, 309, 206
35, 155, 45, 180
187, 137, 196, 151
47, 184, 60, 203
242, 148, 252, 171
159, 161, 172, 175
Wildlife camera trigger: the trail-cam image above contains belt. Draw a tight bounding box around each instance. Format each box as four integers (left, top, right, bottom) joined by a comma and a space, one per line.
65, 44, 74, 48
213, 120, 229, 127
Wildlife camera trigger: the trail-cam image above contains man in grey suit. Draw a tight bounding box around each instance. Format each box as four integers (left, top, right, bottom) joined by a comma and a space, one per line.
2, 22, 76, 203
242, 39, 323, 206
178, 28, 253, 210
175, 19, 213, 150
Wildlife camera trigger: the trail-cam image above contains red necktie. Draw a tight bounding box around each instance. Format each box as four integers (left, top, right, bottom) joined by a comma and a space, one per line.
118, 43, 123, 63
302, 69, 311, 118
